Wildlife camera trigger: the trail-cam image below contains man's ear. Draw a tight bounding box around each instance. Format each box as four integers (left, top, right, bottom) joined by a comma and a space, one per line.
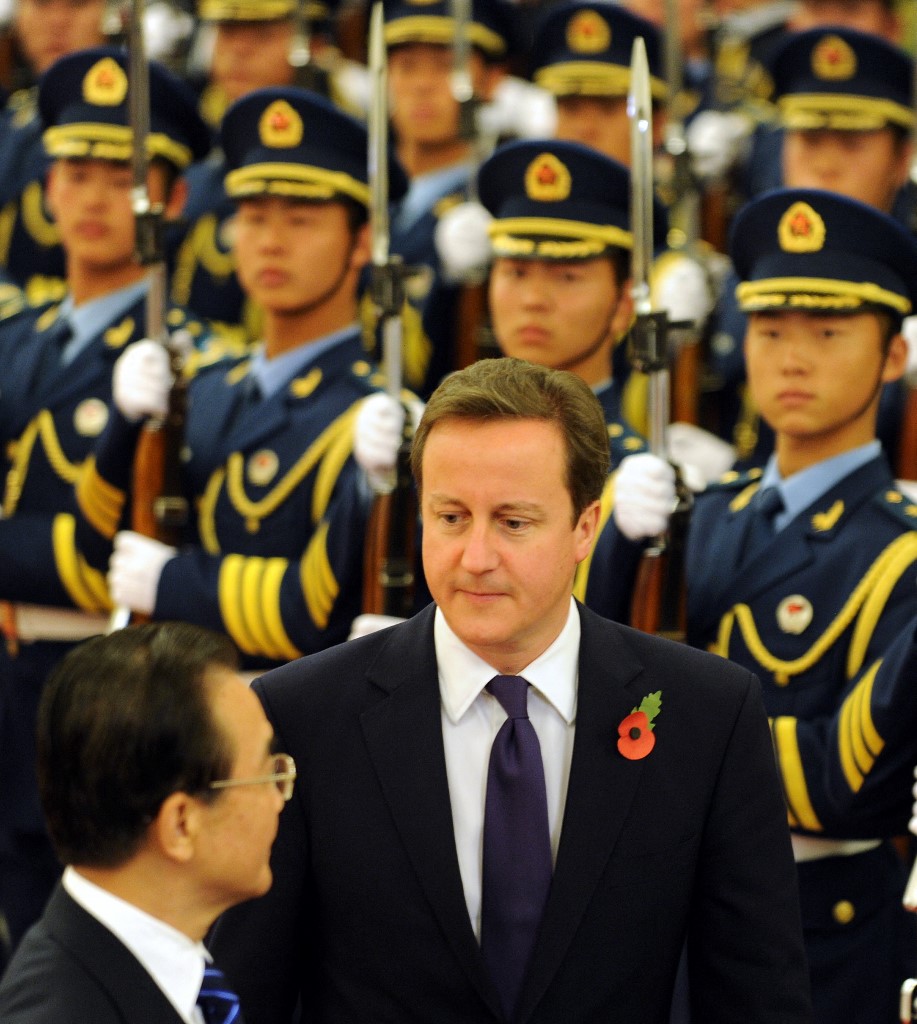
44, 163, 60, 222
882, 331, 908, 385
150, 791, 202, 865
164, 175, 189, 222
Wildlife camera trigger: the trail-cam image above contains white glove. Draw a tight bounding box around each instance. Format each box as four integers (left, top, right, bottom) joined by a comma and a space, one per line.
143, 1, 195, 61
108, 531, 177, 615
613, 453, 677, 542
686, 109, 753, 181
354, 394, 424, 491
434, 201, 493, 284
478, 76, 557, 140
113, 339, 173, 423
666, 422, 736, 487
348, 613, 407, 640
653, 253, 715, 328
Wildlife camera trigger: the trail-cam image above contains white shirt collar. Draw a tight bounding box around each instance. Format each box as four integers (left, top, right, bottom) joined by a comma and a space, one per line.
434, 598, 580, 725
63, 866, 210, 1024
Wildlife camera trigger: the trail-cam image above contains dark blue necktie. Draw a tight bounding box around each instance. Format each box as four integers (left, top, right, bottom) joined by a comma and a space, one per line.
480, 675, 553, 1022
197, 965, 241, 1024
742, 486, 784, 566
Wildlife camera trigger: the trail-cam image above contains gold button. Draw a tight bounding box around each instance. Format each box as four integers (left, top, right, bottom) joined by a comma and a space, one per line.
832, 900, 855, 925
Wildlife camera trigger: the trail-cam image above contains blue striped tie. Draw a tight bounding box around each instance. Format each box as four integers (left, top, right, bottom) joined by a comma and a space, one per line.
197, 965, 241, 1024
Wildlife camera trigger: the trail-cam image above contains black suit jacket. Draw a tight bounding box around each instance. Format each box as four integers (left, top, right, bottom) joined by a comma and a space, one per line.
0, 885, 187, 1023
212, 603, 813, 1023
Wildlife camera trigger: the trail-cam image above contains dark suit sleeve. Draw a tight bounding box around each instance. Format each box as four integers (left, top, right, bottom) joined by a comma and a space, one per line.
687, 669, 813, 1022
209, 676, 316, 1024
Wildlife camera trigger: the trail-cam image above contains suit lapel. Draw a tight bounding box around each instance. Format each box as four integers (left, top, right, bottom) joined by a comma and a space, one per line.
44, 884, 188, 1024
518, 607, 650, 1023
359, 607, 503, 1018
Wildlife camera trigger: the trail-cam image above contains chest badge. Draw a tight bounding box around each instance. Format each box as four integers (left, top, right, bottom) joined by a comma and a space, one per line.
777, 595, 813, 635
74, 398, 108, 437
247, 449, 279, 487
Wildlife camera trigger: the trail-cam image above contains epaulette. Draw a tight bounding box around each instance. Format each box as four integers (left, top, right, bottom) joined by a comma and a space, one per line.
607, 420, 646, 456
183, 336, 245, 380
873, 486, 917, 529
0, 281, 25, 321
7, 86, 37, 129
433, 192, 466, 220
706, 466, 763, 493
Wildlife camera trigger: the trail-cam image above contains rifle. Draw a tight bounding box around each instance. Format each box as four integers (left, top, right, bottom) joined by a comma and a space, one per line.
361, 2, 416, 619
449, 0, 495, 370
895, 12, 917, 482
109, 1, 188, 631
660, 0, 706, 427
626, 35, 692, 642
288, 0, 332, 97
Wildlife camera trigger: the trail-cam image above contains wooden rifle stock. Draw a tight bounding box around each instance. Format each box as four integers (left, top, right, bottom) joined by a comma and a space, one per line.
628, 480, 692, 642
361, 419, 417, 617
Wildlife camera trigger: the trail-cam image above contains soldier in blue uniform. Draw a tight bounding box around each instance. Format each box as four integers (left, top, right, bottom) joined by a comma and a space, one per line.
0, 45, 210, 954
357, 139, 653, 635
708, 26, 914, 467
77, 88, 410, 673
476, 139, 651, 620
0, 0, 111, 302
612, 187, 917, 1024
169, 0, 303, 344
380, 0, 514, 398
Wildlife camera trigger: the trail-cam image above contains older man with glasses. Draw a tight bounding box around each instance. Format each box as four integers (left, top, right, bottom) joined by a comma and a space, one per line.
0, 620, 292, 1024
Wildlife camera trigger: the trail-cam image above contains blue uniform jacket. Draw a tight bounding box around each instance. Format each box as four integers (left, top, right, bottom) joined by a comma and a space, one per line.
78, 328, 386, 669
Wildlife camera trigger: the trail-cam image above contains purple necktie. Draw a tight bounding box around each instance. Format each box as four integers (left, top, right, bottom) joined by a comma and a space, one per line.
481, 675, 553, 1021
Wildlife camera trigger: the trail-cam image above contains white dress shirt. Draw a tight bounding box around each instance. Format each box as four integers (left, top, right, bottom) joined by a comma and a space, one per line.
435, 598, 580, 940
63, 866, 210, 1024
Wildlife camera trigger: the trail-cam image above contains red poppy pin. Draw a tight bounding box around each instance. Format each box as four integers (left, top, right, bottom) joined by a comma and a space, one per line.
617, 691, 662, 760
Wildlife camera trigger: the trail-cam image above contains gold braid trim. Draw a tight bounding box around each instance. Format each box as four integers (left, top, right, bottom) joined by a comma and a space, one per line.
218, 554, 259, 655
171, 214, 236, 307
75, 456, 125, 539
846, 532, 917, 677
4, 410, 83, 517
837, 659, 884, 795
228, 554, 303, 661
713, 532, 917, 685
311, 407, 361, 523
0, 200, 16, 264
261, 556, 300, 661
771, 715, 822, 831
199, 468, 227, 553
224, 405, 360, 533
573, 472, 616, 602
300, 520, 338, 631
52, 513, 112, 612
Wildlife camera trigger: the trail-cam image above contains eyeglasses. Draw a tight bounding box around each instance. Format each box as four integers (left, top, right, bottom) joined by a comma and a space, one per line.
208, 753, 297, 802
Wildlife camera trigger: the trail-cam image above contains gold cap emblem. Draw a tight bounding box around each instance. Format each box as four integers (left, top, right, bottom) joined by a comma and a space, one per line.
811, 34, 856, 81
566, 9, 610, 54
259, 100, 304, 149
778, 201, 826, 253
83, 57, 128, 107
525, 154, 571, 202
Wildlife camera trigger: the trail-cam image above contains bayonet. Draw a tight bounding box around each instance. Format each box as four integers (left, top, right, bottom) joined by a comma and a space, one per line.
627, 35, 668, 458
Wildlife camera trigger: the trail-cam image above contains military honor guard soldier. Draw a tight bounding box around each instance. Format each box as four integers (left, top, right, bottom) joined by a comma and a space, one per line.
613, 187, 917, 1024
0, 0, 112, 302
380, 0, 515, 398
169, 0, 304, 344
76, 87, 414, 674
0, 45, 210, 953
708, 26, 915, 467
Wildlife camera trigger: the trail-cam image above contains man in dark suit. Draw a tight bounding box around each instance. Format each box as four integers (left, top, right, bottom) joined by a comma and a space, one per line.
210, 356, 812, 1023
0, 621, 295, 1023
